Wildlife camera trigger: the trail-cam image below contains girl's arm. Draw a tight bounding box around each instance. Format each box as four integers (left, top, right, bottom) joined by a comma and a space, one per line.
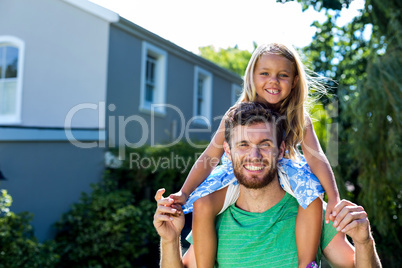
177, 118, 226, 202
301, 115, 340, 222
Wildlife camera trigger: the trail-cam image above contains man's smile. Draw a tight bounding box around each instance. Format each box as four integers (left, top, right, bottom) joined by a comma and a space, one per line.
243, 163, 265, 172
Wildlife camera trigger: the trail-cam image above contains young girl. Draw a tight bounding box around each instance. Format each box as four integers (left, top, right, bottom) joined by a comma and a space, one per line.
171, 43, 340, 268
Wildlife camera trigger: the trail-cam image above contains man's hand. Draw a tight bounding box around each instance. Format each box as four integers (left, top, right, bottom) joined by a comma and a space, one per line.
329, 200, 382, 267
154, 189, 185, 243
330, 199, 372, 245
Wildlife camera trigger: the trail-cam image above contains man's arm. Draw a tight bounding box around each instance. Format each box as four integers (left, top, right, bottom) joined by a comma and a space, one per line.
182, 245, 197, 268
153, 189, 186, 268
323, 200, 382, 267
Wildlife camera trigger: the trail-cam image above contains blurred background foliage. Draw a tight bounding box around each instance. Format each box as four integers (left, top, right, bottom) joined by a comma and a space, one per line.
0, 190, 59, 267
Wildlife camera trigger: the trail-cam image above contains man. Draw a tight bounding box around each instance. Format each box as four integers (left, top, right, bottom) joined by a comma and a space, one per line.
154, 102, 381, 267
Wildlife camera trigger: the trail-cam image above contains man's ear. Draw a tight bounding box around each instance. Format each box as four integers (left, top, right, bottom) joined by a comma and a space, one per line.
278, 141, 285, 160
223, 141, 232, 161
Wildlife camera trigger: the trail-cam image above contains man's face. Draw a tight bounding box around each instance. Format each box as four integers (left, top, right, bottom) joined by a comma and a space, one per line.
224, 122, 284, 189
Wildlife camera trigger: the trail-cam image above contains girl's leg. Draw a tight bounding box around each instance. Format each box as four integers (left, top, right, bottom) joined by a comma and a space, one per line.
296, 197, 323, 268
192, 186, 228, 268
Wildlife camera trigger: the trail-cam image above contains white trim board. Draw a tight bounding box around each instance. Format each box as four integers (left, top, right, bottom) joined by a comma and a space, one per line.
0, 127, 105, 142
62, 0, 119, 22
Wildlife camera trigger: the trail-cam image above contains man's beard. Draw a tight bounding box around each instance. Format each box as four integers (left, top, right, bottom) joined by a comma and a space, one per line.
233, 157, 278, 189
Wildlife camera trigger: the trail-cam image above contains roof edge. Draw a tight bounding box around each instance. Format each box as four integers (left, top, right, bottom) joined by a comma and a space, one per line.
61, 0, 119, 22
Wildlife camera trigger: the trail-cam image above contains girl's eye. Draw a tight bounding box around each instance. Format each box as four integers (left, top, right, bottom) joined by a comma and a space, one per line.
279, 74, 289, 78
260, 72, 268, 76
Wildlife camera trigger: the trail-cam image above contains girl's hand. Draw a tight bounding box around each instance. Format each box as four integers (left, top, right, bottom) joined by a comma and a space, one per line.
169, 190, 188, 205
326, 196, 341, 224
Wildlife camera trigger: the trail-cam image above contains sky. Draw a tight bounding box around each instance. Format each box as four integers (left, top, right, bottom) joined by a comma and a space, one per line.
89, 0, 365, 54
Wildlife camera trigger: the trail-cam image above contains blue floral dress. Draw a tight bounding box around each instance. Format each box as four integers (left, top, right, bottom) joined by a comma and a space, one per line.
182, 154, 324, 214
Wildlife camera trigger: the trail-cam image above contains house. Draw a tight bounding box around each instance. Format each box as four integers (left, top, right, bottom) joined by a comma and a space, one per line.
0, 0, 242, 241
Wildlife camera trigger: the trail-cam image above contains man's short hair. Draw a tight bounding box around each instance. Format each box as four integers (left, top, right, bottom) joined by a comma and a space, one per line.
224, 102, 286, 147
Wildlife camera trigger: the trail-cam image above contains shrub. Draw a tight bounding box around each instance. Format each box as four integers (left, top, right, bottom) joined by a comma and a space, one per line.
0, 189, 59, 268
54, 142, 206, 267
54, 178, 158, 267
109, 141, 207, 201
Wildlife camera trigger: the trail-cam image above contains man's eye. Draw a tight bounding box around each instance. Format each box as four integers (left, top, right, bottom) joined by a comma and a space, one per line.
239, 143, 248, 147
259, 143, 271, 148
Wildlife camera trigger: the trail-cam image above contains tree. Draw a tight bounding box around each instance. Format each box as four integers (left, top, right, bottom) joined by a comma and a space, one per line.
198, 44, 253, 77
198, 1, 402, 263
285, 0, 402, 265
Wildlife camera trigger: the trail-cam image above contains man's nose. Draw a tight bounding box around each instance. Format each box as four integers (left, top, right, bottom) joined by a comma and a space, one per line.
249, 146, 262, 159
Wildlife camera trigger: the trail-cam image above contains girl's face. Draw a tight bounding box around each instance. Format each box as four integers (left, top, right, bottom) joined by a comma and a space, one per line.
253, 54, 299, 105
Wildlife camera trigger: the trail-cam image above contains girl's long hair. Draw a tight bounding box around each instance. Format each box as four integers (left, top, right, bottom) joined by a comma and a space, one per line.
238, 43, 325, 160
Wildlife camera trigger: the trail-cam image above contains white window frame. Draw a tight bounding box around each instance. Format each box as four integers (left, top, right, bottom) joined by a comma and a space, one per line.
139, 42, 167, 116
231, 83, 243, 105
0, 36, 24, 125
193, 66, 212, 126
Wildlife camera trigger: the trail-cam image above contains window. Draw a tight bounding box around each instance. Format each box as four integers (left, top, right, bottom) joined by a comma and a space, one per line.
140, 42, 167, 115
231, 84, 242, 105
193, 66, 212, 125
196, 76, 204, 116
145, 55, 156, 103
0, 36, 24, 124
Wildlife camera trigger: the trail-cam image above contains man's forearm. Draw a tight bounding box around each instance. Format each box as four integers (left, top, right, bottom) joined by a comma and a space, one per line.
160, 238, 184, 268
355, 236, 382, 268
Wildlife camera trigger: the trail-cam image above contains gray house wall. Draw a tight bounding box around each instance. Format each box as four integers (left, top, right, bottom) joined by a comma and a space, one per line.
0, 0, 110, 128
106, 20, 242, 149
0, 141, 104, 240
0, 0, 111, 241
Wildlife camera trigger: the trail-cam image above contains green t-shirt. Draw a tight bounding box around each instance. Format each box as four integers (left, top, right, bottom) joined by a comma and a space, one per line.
187, 193, 338, 267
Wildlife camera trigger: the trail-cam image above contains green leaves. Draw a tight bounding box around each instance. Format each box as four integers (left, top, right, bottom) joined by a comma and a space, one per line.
276, 0, 353, 11
0, 190, 59, 267
198, 45, 252, 77
302, 0, 402, 265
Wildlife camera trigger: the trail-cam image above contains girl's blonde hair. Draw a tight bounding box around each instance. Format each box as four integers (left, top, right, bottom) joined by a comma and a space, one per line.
238, 43, 322, 160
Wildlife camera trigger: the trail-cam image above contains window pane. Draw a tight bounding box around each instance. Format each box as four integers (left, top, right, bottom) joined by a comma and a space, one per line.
146, 84, 154, 102
146, 61, 151, 81
0, 46, 4, 79
146, 55, 156, 84
5, 46, 18, 78
150, 61, 155, 82
197, 98, 202, 115
197, 78, 204, 97
197, 77, 204, 115
0, 80, 17, 115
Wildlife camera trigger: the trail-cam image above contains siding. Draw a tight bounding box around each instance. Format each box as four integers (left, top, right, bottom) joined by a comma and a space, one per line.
0, 141, 104, 241
106, 22, 242, 148
0, 0, 110, 128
